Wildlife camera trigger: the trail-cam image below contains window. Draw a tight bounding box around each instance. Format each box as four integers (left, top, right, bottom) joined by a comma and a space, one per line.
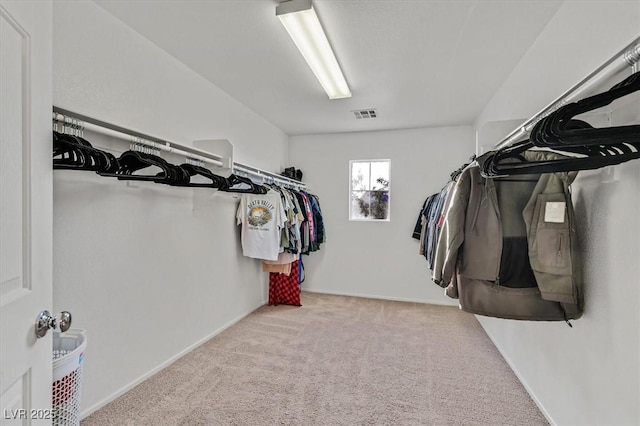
349, 159, 390, 221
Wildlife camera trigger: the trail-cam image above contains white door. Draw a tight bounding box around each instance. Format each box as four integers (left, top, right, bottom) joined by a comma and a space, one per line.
0, 1, 53, 424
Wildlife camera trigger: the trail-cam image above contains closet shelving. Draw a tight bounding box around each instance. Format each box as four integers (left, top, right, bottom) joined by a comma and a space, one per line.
495, 36, 640, 150
52, 106, 307, 190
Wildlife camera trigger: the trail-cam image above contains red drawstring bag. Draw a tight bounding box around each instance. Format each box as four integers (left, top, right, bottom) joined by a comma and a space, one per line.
268, 260, 301, 306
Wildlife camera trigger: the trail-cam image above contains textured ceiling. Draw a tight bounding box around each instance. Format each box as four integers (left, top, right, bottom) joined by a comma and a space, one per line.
94, 0, 564, 136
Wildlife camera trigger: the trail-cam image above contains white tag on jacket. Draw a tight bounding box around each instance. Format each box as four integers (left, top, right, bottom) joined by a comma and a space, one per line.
545, 202, 566, 223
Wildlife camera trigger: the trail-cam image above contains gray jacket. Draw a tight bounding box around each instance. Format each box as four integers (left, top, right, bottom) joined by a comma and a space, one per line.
432, 151, 583, 321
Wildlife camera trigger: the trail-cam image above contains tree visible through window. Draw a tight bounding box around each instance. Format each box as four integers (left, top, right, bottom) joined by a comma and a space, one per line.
350, 160, 390, 221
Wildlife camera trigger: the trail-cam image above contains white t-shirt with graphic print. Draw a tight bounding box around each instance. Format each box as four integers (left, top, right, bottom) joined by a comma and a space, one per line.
236, 190, 286, 261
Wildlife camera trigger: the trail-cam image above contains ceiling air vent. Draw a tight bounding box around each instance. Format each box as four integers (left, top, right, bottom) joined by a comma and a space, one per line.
352, 109, 378, 119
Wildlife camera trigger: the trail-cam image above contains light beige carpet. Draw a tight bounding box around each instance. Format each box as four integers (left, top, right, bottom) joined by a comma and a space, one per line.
82, 292, 548, 425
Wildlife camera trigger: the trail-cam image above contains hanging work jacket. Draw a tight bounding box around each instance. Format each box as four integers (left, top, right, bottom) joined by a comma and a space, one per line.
432, 151, 583, 321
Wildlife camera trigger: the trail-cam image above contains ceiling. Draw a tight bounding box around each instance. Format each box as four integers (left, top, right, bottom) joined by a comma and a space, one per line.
94, 0, 564, 136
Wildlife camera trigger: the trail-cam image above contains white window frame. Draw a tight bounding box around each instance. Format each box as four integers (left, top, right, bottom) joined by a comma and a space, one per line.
349, 159, 391, 222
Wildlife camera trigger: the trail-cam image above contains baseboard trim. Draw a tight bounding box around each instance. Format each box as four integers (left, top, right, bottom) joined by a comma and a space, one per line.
477, 321, 556, 426
302, 288, 458, 306
79, 304, 263, 420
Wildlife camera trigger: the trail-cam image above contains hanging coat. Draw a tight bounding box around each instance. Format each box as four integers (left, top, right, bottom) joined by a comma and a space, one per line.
432, 151, 583, 321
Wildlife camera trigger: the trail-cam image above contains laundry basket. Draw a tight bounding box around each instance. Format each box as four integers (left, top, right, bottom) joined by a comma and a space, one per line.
52, 329, 86, 426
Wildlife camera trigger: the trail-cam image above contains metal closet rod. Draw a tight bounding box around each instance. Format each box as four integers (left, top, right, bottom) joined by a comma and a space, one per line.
51, 107, 308, 189
495, 36, 640, 150
53, 106, 224, 167
233, 162, 307, 190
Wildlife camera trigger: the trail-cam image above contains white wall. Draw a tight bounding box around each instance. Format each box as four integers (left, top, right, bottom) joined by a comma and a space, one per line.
290, 126, 474, 304
51, 1, 289, 417
474, 1, 640, 425
475, 1, 640, 133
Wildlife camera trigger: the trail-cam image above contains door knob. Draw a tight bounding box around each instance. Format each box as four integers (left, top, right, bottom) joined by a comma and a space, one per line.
35, 310, 72, 338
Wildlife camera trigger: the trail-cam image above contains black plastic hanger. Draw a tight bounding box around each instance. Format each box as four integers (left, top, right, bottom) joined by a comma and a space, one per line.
480, 114, 640, 177
98, 150, 181, 184
53, 131, 119, 173
172, 163, 228, 188
530, 71, 640, 148
479, 144, 640, 177
53, 131, 87, 169
219, 174, 267, 194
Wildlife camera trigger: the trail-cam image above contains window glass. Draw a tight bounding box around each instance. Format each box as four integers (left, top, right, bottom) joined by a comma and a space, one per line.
351, 162, 370, 190
370, 162, 389, 190
349, 160, 390, 221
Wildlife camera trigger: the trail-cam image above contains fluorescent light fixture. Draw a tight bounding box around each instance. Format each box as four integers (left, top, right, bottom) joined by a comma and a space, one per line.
276, 0, 351, 99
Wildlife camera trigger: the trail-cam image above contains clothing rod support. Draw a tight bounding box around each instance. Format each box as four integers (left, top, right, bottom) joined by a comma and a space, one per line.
495, 36, 640, 150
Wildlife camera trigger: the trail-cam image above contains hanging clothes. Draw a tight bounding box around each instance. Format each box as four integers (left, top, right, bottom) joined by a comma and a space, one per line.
236, 189, 287, 261
306, 193, 325, 252
293, 191, 311, 254
236, 183, 325, 305
263, 262, 293, 275
263, 252, 299, 274
425, 183, 453, 269
431, 151, 583, 322
237, 185, 326, 262
414, 181, 455, 270
412, 197, 432, 240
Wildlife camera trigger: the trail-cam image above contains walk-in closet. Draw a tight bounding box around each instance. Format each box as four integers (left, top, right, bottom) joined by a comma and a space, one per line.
1, 1, 638, 425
